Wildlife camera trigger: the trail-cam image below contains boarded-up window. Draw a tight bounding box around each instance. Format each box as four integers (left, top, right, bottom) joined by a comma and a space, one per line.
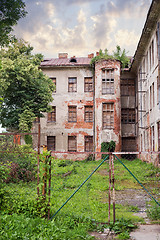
68, 77, 77, 92
47, 136, 55, 151
102, 103, 114, 129
102, 69, 114, 94
121, 109, 135, 124
50, 78, 56, 92
48, 106, 56, 122
68, 136, 77, 152
68, 106, 77, 122
84, 77, 93, 92
84, 106, 93, 122
121, 79, 135, 96
85, 136, 93, 152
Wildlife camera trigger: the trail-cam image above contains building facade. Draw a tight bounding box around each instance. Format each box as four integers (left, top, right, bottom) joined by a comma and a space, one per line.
33, 0, 160, 165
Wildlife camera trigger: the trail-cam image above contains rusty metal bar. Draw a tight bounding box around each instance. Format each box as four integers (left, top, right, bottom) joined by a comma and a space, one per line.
0, 132, 38, 135
111, 154, 115, 223
108, 154, 111, 223
37, 123, 40, 196
48, 154, 51, 220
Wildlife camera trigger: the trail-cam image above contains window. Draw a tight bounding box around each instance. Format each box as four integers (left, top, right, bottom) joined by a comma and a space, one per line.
51, 78, 56, 92
48, 106, 56, 122
68, 77, 77, 92
84, 106, 93, 122
84, 77, 93, 92
102, 69, 114, 94
102, 103, 114, 129
68, 106, 77, 122
68, 136, 77, 152
153, 82, 155, 108
47, 136, 55, 151
151, 39, 154, 67
121, 79, 135, 96
151, 126, 155, 151
150, 85, 152, 110
121, 109, 136, 124
85, 136, 93, 152
157, 76, 160, 108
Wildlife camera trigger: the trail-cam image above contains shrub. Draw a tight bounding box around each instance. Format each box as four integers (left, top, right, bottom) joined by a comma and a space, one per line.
0, 144, 37, 182
101, 141, 116, 159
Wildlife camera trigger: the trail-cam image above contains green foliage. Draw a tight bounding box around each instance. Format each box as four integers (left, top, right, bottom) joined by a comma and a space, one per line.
0, 143, 37, 182
147, 204, 160, 220
113, 45, 130, 68
0, 213, 94, 239
0, 39, 55, 131
90, 46, 130, 69
109, 218, 137, 239
101, 141, 116, 159
0, 0, 27, 46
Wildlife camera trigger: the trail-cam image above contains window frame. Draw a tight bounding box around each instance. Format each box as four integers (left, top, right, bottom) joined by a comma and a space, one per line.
47, 136, 56, 151
68, 136, 77, 152
84, 77, 93, 92
102, 69, 114, 95
102, 103, 114, 129
47, 106, 56, 122
121, 109, 136, 124
84, 106, 93, 122
68, 77, 77, 92
84, 136, 93, 152
68, 106, 77, 122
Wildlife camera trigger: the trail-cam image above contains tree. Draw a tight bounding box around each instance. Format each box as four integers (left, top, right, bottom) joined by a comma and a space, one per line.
0, 0, 27, 46
0, 39, 55, 132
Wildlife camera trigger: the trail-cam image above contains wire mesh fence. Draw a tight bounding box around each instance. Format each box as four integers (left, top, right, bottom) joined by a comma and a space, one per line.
0, 132, 160, 223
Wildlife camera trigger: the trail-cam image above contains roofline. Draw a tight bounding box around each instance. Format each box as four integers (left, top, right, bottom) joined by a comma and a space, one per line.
130, 0, 160, 73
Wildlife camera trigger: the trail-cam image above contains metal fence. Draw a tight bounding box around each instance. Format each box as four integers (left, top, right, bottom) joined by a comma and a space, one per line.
0, 132, 160, 222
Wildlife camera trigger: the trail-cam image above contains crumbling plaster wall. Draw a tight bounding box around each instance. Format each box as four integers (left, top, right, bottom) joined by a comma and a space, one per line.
94, 59, 121, 153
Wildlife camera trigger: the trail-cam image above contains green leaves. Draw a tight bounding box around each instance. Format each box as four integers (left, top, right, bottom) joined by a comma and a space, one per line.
0, 0, 27, 46
90, 46, 130, 69
0, 39, 54, 131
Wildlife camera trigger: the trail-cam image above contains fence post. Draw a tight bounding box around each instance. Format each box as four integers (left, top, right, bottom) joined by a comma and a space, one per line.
108, 153, 112, 223
37, 123, 40, 196
111, 154, 115, 223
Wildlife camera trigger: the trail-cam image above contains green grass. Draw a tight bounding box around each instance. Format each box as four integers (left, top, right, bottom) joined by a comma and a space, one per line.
1, 157, 160, 239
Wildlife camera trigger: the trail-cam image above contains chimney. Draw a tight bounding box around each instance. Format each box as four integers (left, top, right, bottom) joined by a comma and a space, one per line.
88, 53, 94, 58
96, 52, 99, 56
58, 53, 68, 59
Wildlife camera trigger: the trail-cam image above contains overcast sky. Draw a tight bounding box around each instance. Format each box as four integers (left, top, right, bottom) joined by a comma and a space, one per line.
12, 0, 153, 59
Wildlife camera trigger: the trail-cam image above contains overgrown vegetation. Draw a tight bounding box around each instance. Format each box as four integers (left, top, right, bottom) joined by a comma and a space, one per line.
101, 140, 116, 159
90, 46, 130, 68
1, 154, 160, 239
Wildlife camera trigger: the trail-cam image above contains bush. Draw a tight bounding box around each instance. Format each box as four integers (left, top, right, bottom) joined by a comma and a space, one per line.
0, 144, 37, 182
147, 204, 160, 220
101, 141, 116, 159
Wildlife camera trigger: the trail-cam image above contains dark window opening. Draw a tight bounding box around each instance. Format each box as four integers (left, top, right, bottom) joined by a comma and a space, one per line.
121, 109, 135, 124
68, 136, 77, 152
47, 136, 55, 151
85, 136, 93, 152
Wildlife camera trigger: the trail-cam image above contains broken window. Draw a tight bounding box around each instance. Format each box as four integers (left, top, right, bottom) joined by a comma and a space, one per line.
121, 79, 135, 96
68, 106, 77, 122
68, 77, 77, 92
47, 106, 56, 122
50, 78, 56, 92
84, 106, 93, 122
121, 109, 136, 124
151, 126, 155, 151
84, 136, 93, 152
68, 136, 77, 152
84, 77, 93, 92
102, 103, 114, 129
47, 136, 55, 151
102, 69, 114, 94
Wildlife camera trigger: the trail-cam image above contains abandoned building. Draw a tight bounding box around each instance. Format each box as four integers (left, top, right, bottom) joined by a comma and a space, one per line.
32, 0, 160, 165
